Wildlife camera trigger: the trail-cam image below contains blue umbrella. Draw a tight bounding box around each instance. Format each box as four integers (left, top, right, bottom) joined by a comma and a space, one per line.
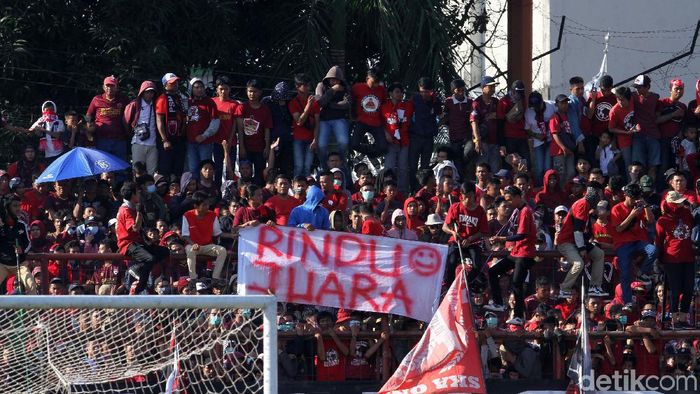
36, 147, 130, 183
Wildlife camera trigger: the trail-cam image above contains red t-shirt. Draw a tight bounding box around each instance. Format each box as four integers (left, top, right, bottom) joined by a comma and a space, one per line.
660, 189, 698, 210
633, 340, 660, 376
351, 83, 386, 127
322, 191, 349, 212
657, 97, 687, 138
609, 202, 648, 249
362, 218, 385, 236
345, 338, 375, 380
381, 100, 414, 146
655, 206, 694, 263
632, 92, 661, 138
507, 204, 537, 258
21, 189, 48, 221
155, 93, 186, 139
549, 112, 572, 156
86, 94, 129, 140
586, 92, 617, 137
263, 195, 301, 226
186, 96, 219, 143
444, 202, 488, 244
555, 198, 590, 245
470, 95, 499, 144
116, 204, 142, 254
608, 101, 635, 149
592, 221, 614, 261
288, 96, 320, 141
236, 102, 273, 152
497, 95, 527, 139
182, 210, 218, 246
315, 338, 348, 382
211, 98, 239, 144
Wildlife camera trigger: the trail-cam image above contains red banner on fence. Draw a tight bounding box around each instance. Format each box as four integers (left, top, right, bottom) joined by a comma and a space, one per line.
237, 226, 447, 322
379, 266, 486, 394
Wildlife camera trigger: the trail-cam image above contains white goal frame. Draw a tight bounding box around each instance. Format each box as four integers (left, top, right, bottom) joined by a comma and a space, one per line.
0, 295, 278, 394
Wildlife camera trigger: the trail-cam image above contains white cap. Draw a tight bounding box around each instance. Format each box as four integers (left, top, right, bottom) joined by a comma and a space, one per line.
424, 214, 444, 226
554, 205, 569, 215
161, 73, 179, 86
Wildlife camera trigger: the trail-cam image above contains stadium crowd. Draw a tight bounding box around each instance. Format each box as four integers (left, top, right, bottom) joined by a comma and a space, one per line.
1, 68, 700, 384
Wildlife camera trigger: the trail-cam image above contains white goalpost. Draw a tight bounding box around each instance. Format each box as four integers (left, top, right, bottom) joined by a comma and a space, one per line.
0, 295, 278, 394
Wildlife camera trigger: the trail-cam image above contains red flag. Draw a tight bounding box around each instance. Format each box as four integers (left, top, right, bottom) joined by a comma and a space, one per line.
379, 266, 486, 393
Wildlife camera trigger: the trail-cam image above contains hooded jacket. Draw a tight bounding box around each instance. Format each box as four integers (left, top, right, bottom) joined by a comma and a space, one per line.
124, 80, 157, 132
186, 77, 220, 143
403, 197, 424, 232
386, 209, 418, 240
315, 66, 350, 121
29, 219, 50, 253
433, 160, 460, 183
535, 169, 569, 210
30, 100, 65, 157
288, 185, 331, 230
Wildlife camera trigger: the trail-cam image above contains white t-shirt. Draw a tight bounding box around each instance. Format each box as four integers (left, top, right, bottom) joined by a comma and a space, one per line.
524, 100, 555, 148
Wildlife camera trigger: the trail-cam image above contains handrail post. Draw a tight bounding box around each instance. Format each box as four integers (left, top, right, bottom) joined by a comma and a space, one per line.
40, 255, 49, 295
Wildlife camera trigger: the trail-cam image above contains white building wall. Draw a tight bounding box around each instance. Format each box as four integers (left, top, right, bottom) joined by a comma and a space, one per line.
458, 0, 700, 100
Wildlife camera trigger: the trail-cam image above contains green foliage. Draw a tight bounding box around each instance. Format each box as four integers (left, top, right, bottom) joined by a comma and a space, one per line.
0, 0, 482, 115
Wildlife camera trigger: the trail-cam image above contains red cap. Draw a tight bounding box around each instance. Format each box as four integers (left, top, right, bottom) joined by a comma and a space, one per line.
336, 308, 352, 323
103, 75, 118, 86
670, 79, 684, 88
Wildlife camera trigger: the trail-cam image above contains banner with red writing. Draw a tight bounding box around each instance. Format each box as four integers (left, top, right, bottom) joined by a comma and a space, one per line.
379, 265, 486, 394
237, 226, 447, 322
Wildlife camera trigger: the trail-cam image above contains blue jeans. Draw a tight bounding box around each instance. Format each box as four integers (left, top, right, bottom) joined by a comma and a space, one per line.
616, 241, 657, 303
318, 119, 349, 170
293, 140, 314, 177
532, 143, 551, 187
186, 143, 214, 173
632, 133, 661, 168
96, 138, 127, 161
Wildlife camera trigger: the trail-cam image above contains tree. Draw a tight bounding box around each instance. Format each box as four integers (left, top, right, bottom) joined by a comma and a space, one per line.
0, 0, 488, 164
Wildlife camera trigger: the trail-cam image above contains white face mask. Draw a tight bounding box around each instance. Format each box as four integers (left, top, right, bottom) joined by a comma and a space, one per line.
361, 191, 374, 201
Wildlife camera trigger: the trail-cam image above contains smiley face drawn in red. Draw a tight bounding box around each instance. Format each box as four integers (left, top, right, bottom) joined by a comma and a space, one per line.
408, 246, 442, 276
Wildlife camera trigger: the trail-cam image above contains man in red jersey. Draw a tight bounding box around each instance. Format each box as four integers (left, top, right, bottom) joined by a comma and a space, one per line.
351, 68, 387, 158
264, 174, 300, 225
657, 79, 687, 178
556, 182, 608, 298
116, 182, 169, 295
484, 185, 537, 318
182, 191, 227, 282
584, 75, 616, 163
155, 72, 187, 179
86, 75, 129, 160
471, 76, 501, 172
610, 183, 658, 307
185, 77, 220, 175
212, 76, 240, 183
442, 181, 488, 288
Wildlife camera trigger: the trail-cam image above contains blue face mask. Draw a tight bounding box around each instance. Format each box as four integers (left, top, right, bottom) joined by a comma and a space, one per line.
619, 315, 627, 325
333, 179, 343, 187
486, 317, 498, 328
361, 191, 374, 201
146, 184, 157, 194
210, 315, 222, 327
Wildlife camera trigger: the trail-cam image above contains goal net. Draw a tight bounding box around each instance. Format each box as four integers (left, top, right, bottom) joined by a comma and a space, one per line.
0, 295, 277, 394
